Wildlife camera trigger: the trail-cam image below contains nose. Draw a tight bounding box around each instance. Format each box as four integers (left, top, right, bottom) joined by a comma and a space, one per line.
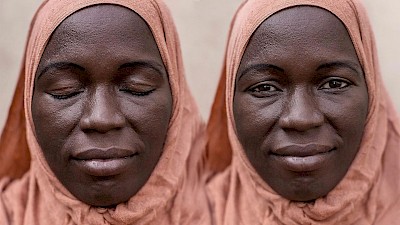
278, 88, 324, 131
79, 87, 125, 133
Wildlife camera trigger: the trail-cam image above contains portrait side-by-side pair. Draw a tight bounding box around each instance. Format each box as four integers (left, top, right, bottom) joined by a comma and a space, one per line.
0, 0, 399, 224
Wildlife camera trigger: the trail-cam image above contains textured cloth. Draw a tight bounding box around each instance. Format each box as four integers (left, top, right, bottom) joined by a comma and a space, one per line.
0, 0, 211, 224
206, 0, 400, 224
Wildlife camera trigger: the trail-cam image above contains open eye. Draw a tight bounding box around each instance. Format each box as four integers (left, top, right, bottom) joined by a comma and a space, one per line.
319, 79, 351, 90
247, 82, 282, 98
252, 84, 278, 92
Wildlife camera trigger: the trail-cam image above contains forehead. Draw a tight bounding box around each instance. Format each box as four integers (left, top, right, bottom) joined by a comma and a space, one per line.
37, 4, 164, 74
260, 6, 345, 33
238, 6, 360, 70
54, 4, 150, 36
247, 6, 354, 52
42, 4, 158, 56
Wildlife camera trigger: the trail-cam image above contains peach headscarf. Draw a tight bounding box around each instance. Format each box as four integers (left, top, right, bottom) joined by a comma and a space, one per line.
0, 0, 211, 224
206, 0, 400, 224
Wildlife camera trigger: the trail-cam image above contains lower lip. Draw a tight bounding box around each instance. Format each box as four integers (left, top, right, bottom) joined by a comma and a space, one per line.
72, 156, 136, 177
271, 151, 334, 172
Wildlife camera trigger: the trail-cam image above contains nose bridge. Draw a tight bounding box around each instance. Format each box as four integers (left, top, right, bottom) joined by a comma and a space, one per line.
80, 86, 125, 132
279, 87, 324, 131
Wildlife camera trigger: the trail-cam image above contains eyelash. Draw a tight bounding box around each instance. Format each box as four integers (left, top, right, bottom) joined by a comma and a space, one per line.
49, 91, 83, 100
318, 78, 352, 90
250, 84, 279, 92
120, 89, 155, 96
245, 77, 352, 98
48, 87, 155, 100
247, 82, 282, 98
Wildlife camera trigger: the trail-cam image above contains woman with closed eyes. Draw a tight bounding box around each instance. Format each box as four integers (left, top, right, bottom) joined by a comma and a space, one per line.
0, 0, 211, 224
206, 0, 400, 224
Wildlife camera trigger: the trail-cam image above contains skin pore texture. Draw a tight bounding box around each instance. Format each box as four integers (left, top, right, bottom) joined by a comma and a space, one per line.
233, 6, 369, 202
31, 5, 172, 207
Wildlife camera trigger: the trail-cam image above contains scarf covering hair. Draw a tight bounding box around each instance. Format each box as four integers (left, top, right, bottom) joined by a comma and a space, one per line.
206, 0, 400, 224
0, 0, 211, 224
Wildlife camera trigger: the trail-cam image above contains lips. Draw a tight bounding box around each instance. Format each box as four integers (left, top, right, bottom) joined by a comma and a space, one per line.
270, 144, 336, 172
72, 148, 137, 160
71, 148, 139, 177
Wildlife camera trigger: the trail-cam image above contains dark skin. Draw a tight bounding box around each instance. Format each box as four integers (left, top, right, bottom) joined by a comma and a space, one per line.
233, 6, 369, 202
32, 5, 172, 207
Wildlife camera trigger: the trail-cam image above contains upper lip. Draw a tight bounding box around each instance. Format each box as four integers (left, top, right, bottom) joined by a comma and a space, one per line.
71, 148, 138, 160
271, 144, 334, 157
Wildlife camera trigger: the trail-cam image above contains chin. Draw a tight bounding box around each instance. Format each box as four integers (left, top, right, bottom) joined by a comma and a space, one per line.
277, 175, 334, 202
92, 194, 129, 208
69, 176, 138, 207
82, 189, 133, 207
283, 189, 322, 202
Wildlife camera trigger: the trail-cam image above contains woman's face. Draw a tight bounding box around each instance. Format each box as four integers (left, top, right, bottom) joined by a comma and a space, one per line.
233, 6, 369, 201
32, 5, 172, 207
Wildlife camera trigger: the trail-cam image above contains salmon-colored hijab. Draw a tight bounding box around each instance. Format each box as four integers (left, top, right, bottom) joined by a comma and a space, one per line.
206, 0, 400, 224
0, 0, 211, 224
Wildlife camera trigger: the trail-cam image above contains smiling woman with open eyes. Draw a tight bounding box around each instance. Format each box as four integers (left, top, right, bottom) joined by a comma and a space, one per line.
206, 0, 400, 224
233, 6, 369, 202
0, 0, 211, 224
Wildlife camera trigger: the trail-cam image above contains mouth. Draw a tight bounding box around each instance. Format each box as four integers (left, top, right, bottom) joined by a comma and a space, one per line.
270, 144, 336, 172
71, 148, 139, 177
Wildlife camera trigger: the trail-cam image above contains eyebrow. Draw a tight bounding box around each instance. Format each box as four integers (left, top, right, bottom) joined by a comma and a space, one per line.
119, 61, 165, 76
239, 63, 284, 80
37, 62, 85, 80
317, 61, 361, 75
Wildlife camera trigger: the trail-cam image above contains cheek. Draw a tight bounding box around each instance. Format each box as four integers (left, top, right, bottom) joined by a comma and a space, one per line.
233, 92, 281, 155
319, 87, 369, 154
121, 88, 172, 149
31, 91, 83, 166
321, 88, 368, 132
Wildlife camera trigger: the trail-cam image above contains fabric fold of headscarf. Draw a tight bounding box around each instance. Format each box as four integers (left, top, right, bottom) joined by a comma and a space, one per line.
206, 0, 400, 224
0, 0, 211, 224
